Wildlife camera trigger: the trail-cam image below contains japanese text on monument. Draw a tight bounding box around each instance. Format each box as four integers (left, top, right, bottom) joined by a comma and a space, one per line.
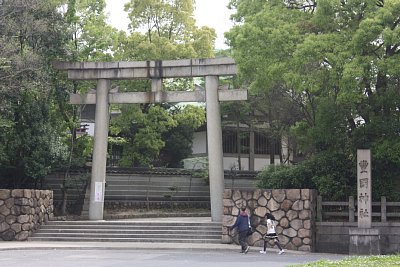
357, 150, 372, 228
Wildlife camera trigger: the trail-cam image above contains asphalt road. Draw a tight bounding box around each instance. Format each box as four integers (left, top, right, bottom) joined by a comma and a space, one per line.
0, 249, 347, 267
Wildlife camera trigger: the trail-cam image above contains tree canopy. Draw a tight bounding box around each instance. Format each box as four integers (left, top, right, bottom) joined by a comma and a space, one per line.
0, 0, 213, 190
2, 0, 398, 201
0, 0, 68, 188
107, 0, 214, 167
227, 0, 400, 200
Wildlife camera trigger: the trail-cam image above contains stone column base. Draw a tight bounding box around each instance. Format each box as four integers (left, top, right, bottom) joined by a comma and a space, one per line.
349, 228, 381, 255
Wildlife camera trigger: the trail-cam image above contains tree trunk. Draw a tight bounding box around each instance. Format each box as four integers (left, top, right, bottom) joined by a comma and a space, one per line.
270, 139, 275, 165
236, 121, 242, 170
61, 187, 67, 215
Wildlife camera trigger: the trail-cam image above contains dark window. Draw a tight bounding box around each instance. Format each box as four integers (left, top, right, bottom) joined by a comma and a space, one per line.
108, 145, 123, 167
223, 130, 237, 153
222, 130, 250, 154
240, 132, 250, 154
254, 132, 268, 154
254, 132, 281, 155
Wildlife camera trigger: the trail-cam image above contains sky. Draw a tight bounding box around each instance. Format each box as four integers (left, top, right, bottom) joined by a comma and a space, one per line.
104, 0, 234, 49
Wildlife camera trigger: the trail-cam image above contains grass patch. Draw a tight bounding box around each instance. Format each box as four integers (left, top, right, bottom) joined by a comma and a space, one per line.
289, 255, 400, 267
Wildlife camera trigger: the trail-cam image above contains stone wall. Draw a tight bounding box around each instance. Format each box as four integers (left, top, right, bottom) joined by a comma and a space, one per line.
0, 189, 53, 241
222, 189, 317, 252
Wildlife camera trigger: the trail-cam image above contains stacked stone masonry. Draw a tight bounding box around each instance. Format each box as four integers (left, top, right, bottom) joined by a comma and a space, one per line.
0, 189, 53, 241
222, 189, 317, 252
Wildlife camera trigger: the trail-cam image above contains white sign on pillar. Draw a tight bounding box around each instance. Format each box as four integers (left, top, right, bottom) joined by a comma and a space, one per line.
94, 182, 103, 202
357, 149, 372, 228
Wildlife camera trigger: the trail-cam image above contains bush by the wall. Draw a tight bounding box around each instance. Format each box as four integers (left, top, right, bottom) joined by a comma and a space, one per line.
257, 152, 356, 201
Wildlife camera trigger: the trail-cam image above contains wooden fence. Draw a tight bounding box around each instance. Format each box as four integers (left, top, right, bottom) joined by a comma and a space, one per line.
317, 196, 400, 222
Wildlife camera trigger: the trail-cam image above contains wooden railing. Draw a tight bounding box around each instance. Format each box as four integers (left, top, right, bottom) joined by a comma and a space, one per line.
316, 196, 400, 222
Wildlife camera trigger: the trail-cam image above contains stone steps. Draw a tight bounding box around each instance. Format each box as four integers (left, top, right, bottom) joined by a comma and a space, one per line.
104, 193, 210, 198
28, 237, 221, 243
104, 195, 211, 201
29, 220, 222, 244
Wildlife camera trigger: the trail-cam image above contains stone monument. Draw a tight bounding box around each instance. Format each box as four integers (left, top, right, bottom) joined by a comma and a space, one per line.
349, 149, 381, 255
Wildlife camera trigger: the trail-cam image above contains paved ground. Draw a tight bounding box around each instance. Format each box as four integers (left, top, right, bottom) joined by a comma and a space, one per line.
0, 245, 347, 267
0, 217, 348, 266
0, 240, 348, 267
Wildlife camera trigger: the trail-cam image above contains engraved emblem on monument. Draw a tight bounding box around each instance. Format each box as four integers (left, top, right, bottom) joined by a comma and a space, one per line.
359, 160, 368, 173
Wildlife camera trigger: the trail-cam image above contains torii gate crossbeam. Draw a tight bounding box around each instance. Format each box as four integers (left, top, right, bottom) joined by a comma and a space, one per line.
53, 57, 247, 222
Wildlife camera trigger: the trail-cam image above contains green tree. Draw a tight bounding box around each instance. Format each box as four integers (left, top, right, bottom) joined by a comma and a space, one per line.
227, 0, 400, 200
110, 103, 205, 167
160, 105, 206, 167
0, 0, 68, 188
64, 0, 118, 61
257, 151, 356, 200
113, 0, 216, 60
107, 0, 215, 168
52, 0, 120, 214
125, 0, 196, 41
110, 104, 177, 167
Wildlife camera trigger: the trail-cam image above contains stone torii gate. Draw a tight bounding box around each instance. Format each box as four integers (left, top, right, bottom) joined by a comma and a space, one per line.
53, 57, 247, 222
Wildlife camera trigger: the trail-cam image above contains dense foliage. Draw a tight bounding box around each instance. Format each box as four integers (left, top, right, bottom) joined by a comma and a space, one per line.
108, 0, 212, 167
1, 0, 399, 203
109, 104, 205, 167
257, 152, 357, 200
0, 0, 68, 188
0, 0, 212, 191
227, 0, 400, 200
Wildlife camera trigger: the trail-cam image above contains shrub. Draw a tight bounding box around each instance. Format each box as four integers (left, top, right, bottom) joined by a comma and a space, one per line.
257, 151, 356, 201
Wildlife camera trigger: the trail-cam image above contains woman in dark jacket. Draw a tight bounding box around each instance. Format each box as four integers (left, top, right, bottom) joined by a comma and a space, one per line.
230, 206, 251, 254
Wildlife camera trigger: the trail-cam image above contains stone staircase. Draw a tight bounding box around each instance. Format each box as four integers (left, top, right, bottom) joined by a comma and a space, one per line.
28, 219, 222, 243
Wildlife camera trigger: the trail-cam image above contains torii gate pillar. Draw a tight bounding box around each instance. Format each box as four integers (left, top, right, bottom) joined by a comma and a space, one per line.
53, 58, 247, 222
205, 76, 224, 221
89, 79, 110, 220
